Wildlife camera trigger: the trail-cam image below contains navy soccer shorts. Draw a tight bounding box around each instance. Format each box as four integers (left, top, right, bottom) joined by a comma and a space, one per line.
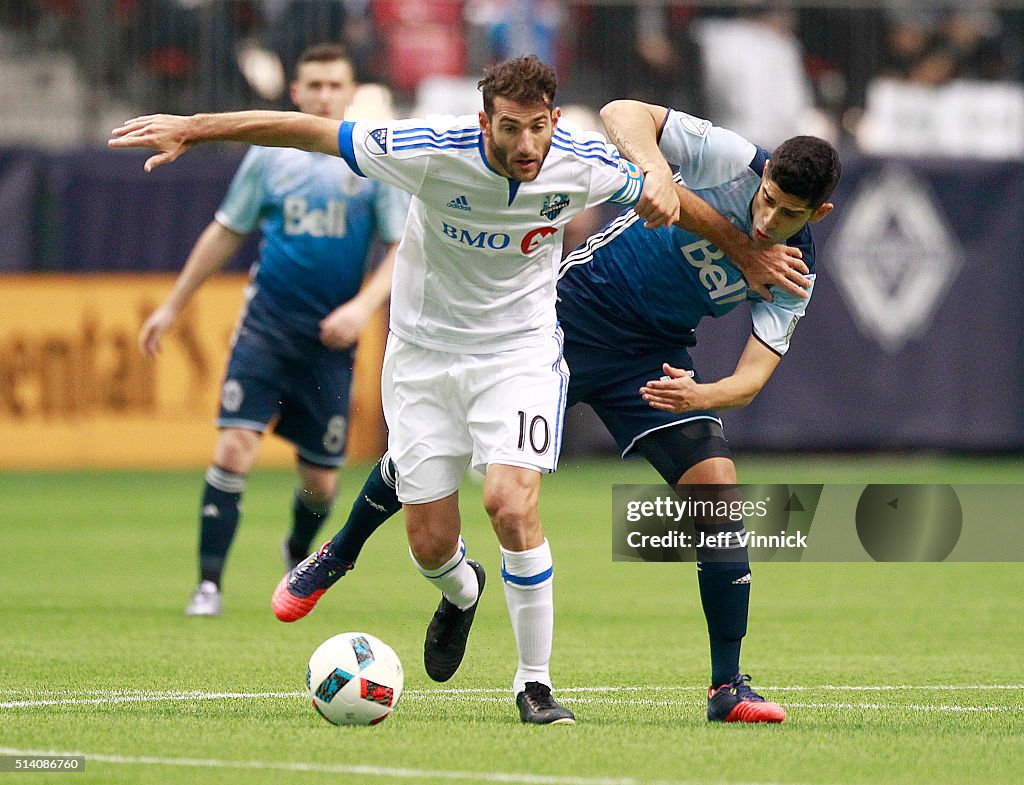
216, 326, 353, 467
564, 338, 731, 475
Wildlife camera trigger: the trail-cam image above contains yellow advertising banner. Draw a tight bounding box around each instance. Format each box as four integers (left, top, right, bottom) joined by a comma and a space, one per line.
0, 274, 386, 469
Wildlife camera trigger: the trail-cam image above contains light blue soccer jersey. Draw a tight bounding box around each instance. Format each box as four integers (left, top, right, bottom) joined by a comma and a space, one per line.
557, 109, 815, 354
216, 146, 408, 346
336, 116, 643, 353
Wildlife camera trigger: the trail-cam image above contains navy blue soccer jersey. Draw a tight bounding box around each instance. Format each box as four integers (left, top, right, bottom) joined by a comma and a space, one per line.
557, 109, 815, 355
216, 146, 408, 349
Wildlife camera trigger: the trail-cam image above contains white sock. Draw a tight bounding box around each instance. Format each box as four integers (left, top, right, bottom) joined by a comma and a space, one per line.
412, 537, 479, 610
500, 539, 554, 694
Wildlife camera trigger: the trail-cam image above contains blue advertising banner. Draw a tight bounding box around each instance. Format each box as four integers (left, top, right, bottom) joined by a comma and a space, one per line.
1, 147, 1022, 450
45, 145, 259, 272
0, 149, 44, 272
686, 155, 1024, 451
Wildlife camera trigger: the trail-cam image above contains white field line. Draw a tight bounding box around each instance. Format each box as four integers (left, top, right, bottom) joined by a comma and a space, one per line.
0, 746, 789, 785
1, 685, 1022, 712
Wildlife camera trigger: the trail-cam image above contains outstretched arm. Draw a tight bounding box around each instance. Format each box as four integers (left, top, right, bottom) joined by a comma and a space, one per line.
109, 111, 341, 172
138, 220, 245, 358
639, 336, 781, 413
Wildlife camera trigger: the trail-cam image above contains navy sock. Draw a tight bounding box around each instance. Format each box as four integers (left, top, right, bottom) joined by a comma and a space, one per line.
328, 453, 401, 565
288, 489, 333, 560
696, 522, 750, 688
198, 465, 245, 588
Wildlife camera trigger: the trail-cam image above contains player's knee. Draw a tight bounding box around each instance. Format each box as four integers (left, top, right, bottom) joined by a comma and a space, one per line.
407, 529, 459, 569
405, 506, 460, 569
299, 465, 338, 505
484, 490, 538, 546
214, 429, 260, 473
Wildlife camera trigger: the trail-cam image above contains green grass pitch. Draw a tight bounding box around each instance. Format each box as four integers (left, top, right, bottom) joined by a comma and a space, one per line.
1, 455, 1022, 784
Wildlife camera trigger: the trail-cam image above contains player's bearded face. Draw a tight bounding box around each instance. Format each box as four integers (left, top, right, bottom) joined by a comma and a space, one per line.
481, 98, 559, 182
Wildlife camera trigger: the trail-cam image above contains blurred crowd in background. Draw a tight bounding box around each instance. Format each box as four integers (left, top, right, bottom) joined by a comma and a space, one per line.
1, 0, 1023, 154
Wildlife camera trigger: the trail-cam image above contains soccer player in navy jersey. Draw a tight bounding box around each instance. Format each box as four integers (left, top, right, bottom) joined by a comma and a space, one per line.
135, 44, 408, 618
561, 100, 838, 723
111, 57, 807, 724
265, 99, 839, 724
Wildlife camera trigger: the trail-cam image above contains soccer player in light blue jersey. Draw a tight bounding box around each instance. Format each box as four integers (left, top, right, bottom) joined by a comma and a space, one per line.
111, 56, 806, 725
135, 44, 408, 619
250, 99, 839, 725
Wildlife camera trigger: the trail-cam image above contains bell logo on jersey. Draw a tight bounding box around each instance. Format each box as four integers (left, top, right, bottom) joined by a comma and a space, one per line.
680, 239, 747, 303
284, 196, 348, 238
521, 226, 559, 254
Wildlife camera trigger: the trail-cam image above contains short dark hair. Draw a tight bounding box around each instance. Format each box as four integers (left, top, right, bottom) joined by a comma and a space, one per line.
296, 43, 351, 73
478, 55, 557, 116
768, 136, 842, 209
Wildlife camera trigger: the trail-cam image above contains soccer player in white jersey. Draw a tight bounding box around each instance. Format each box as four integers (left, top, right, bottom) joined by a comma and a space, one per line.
110, 55, 809, 724
134, 45, 407, 618
261, 102, 839, 725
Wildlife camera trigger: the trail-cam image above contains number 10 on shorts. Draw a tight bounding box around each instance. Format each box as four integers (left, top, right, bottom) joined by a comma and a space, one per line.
517, 411, 551, 455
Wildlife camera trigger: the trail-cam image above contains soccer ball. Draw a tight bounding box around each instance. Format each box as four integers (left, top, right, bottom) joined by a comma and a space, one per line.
306, 632, 404, 726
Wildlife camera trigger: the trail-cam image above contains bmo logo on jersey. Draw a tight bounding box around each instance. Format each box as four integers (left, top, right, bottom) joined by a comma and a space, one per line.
680, 239, 747, 303
284, 196, 348, 238
441, 222, 560, 254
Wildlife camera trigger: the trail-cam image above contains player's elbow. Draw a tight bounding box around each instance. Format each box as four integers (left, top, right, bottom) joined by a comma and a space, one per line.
599, 101, 627, 126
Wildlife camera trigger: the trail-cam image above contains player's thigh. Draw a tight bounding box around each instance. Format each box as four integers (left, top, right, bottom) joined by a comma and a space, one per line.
274, 351, 352, 469
382, 335, 472, 504
466, 332, 569, 475
634, 420, 734, 485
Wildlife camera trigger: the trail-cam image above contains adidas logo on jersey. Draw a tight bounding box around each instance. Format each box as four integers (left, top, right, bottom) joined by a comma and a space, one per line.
447, 195, 471, 211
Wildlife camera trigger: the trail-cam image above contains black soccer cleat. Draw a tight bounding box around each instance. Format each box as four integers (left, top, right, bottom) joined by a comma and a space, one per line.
423, 560, 486, 682
516, 681, 576, 725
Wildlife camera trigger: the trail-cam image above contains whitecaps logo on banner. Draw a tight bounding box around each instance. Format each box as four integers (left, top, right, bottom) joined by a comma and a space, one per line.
826, 166, 963, 353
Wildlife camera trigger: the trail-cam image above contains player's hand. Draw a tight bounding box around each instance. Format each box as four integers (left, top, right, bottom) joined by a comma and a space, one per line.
108, 114, 193, 172
738, 243, 810, 302
635, 166, 679, 229
319, 300, 372, 350
640, 363, 701, 413
138, 305, 177, 358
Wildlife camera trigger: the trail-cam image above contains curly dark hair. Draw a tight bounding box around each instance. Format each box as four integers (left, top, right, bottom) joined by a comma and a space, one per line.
478, 55, 557, 116
768, 136, 842, 209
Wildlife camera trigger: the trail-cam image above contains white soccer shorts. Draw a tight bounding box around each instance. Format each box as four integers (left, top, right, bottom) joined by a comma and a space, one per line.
382, 329, 569, 504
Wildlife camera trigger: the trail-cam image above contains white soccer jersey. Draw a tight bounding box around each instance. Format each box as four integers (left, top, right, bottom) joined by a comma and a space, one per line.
337, 115, 643, 353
